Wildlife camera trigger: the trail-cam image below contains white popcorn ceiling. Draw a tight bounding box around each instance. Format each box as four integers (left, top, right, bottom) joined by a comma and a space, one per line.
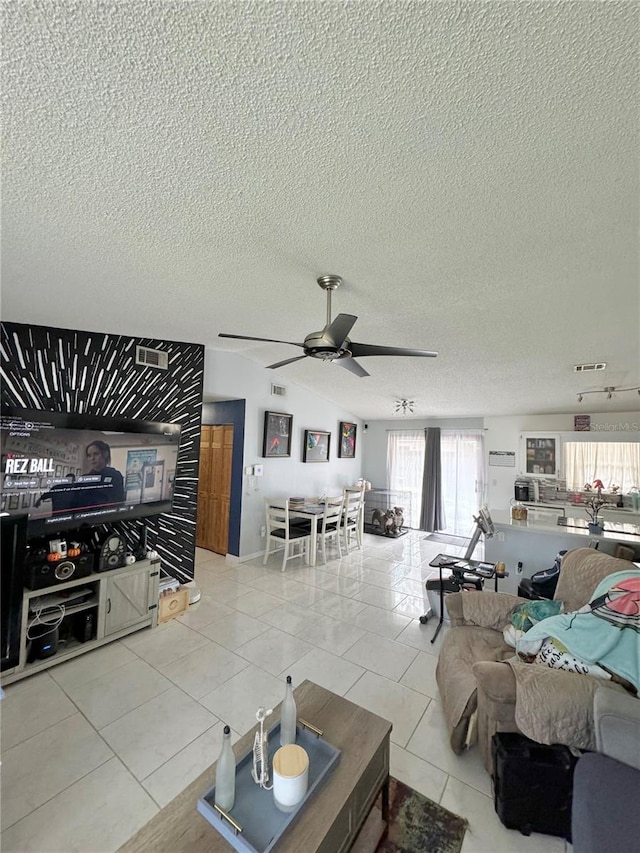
2, 0, 639, 419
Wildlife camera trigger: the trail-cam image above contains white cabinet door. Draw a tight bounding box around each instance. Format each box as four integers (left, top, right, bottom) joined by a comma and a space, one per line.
104, 568, 151, 636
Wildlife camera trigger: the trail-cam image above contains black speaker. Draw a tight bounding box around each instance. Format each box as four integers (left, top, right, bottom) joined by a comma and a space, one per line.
27, 622, 60, 662
72, 610, 96, 643
25, 553, 94, 590
96, 531, 127, 572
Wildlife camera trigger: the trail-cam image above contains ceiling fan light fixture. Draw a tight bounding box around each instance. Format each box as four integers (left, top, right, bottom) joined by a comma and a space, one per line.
394, 399, 416, 416
218, 275, 438, 378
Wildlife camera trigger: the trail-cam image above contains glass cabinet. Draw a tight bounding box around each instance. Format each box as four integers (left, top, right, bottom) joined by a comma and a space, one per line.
520, 433, 560, 478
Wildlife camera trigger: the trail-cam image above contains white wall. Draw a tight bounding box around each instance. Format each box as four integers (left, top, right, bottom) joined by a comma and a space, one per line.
204, 349, 362, 558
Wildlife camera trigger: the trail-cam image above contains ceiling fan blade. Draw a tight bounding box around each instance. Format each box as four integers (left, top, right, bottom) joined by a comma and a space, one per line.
218, 333, 304, 348
335, 357, 370, 378
325, 313, 358, 349
349, 342, 438, 359
266, 355, 309, 370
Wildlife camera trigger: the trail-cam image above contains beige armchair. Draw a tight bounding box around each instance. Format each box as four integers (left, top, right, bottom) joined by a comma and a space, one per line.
435, 548, 635, 772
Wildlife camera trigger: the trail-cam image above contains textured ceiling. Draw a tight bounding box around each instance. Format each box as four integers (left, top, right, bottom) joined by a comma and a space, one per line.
2, 1, 639, 419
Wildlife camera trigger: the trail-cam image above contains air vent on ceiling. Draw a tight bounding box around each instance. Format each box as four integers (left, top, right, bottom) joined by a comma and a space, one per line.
574, 362, 606, 372
271, 383, 287, 397
136, 346, 168, 370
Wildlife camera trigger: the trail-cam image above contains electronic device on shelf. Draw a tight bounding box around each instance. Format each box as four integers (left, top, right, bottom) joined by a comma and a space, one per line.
0, 406, 182, 538
24, 552, 94, 590
28, 587, 96, 616
95, 530, 127, 572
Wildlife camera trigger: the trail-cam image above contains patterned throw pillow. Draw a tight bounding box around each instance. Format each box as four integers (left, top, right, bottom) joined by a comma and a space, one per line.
535, 637, 612, 679
510, 599, 563, 633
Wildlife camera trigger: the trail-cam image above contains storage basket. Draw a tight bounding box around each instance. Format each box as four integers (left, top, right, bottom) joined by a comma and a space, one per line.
158, 587, 189, 623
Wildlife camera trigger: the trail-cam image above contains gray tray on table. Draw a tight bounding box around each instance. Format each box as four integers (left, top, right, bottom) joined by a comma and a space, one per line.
197, 720, 341, 853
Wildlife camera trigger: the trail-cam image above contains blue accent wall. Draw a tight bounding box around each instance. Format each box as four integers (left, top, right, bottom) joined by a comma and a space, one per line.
202, 400, 245, 557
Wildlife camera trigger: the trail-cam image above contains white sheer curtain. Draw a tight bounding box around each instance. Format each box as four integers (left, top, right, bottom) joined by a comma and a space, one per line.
564, 442, 640, 492
440, 431, 486, 535
386, 431, 425, 528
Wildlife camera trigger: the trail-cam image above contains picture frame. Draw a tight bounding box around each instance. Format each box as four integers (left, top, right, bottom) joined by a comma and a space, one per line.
303, 430, 331, 463
263, 411, 293, 458
338, 422, 357, 459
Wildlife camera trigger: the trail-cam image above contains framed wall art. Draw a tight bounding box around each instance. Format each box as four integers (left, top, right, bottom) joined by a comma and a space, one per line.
263, 411, 293, 458
303, 430, 331, 463
338, 422, 357, 459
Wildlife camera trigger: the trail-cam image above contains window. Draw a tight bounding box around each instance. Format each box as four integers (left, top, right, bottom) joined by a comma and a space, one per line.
564, 441, 640, 492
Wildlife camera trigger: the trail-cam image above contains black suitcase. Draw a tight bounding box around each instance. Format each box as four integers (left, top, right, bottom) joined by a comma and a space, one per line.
491, 732, 579, 841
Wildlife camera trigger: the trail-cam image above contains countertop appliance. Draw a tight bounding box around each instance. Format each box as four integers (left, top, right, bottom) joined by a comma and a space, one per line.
514, 481, 530, 502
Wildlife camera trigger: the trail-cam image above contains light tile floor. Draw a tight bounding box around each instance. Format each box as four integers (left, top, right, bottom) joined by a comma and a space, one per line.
0, 532, 570, 852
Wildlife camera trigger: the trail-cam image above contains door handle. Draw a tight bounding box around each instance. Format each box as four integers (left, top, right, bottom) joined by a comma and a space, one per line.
107, 598, 111, 614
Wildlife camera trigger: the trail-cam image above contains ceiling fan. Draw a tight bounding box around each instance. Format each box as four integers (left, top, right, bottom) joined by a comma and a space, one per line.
218, 275, 438, 378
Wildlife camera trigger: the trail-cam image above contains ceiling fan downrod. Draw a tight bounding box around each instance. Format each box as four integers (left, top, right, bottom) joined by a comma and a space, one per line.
317, 275, 342, 327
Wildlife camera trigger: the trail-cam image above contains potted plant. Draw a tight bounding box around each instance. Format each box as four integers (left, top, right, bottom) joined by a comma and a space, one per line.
585, 480, 605, 533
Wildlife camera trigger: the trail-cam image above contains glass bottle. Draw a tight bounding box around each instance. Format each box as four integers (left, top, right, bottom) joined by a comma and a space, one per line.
280, 675, 297, 746
214, 725, 235, 812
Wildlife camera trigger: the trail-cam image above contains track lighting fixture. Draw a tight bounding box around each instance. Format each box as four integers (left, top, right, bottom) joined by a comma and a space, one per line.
576, 385, 640, 402
394, 399, 416, 416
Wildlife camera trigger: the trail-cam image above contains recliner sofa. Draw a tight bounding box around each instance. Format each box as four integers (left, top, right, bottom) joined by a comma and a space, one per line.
435, 548, 636, 771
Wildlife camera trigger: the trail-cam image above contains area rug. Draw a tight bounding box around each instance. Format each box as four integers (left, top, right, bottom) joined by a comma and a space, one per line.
424, 532, 470, 548
374, 776, 468, 853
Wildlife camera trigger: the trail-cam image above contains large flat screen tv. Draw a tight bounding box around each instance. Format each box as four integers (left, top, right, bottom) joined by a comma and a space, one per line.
1, 408, 182, 537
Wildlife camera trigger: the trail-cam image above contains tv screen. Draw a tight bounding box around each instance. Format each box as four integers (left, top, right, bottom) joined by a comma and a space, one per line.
1, 408, 182, 537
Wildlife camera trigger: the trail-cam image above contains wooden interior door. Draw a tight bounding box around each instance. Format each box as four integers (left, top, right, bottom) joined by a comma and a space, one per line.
196, 424, 233, 555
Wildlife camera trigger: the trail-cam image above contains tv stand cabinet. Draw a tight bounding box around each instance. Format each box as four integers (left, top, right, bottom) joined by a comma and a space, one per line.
1, 558, 160, 685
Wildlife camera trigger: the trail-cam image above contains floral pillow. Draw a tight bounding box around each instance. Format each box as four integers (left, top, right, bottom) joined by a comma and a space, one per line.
509, 599, 563, 633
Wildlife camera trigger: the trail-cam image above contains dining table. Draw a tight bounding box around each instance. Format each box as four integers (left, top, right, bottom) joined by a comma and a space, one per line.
289, 502, 326, 567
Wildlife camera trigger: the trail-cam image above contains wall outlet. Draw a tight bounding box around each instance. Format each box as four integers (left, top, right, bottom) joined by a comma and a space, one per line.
260, 525, 266, 537
244, 466, 253, 475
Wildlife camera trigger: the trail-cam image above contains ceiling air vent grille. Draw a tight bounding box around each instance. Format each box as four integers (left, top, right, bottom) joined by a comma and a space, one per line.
574, 363, 606, 372
271, 383, 287, 397
136, 346, 169, 370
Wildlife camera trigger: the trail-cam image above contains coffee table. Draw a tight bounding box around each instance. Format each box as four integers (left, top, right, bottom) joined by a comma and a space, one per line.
118, 680, 392, 853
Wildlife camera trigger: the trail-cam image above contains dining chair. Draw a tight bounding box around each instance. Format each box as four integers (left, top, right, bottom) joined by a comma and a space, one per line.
341, 486, 365, 552
316, 496, 345, 565
263, 498, 311, 572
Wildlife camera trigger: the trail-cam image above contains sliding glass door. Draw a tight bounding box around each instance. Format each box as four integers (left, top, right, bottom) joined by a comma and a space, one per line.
386, 431, 424, 528
387, 429, 485, 533
440, 431, 485, 535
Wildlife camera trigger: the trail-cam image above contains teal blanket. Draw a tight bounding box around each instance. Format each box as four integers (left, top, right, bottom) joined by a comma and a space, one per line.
516, 569, 640, 691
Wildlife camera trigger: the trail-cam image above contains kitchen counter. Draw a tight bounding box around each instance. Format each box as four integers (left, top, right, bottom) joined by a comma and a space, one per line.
492, 509, 640, 540
521, 500, 640, 520
486, 509, 640, 594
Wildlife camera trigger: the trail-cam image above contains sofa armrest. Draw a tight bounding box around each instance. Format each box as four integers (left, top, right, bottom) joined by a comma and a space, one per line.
446, 590, 525, 630
594, 687, 640, 770
473, 660, 517, 709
